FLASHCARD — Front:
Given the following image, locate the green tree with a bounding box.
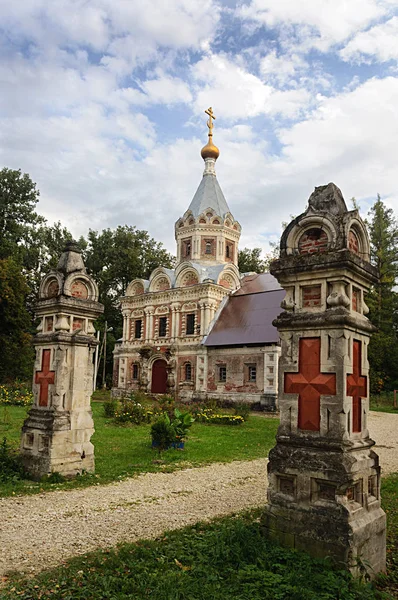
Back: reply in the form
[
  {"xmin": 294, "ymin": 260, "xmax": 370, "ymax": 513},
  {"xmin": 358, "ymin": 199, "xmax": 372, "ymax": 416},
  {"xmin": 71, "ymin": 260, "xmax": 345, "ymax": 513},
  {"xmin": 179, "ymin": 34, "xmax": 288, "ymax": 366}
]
[
  {"xmin": 238, "ymin": 247, "xmax": 271, "ymax": 273},
  {"xmin": 0, "ymin": 258, "xmax": 34, "ymax": 382},
  {"xmin": 84, "ymin": 226, "xmax": 175, "ymax": 386},
  {"xmin": 366, "ymin": 196, "xmax": 398, "ymax": 391},
  {"xmin": 0, "ymin": 167, "xmax": 45, "ymax": 262}
]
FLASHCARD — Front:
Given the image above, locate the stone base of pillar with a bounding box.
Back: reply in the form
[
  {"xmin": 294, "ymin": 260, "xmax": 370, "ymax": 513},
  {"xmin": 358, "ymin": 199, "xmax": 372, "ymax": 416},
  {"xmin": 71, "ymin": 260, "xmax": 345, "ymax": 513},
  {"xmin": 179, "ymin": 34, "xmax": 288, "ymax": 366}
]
[
  {"xmin": 262, "ymin": 442, "xmax": 386, "ymax": 576},
  {"xmin": 259, "ymin": 393, "xmax": 278, "ymax": 411},
  {"xmin": 20, "ymin": 408, "xmax": 95, "ymax": 479}
]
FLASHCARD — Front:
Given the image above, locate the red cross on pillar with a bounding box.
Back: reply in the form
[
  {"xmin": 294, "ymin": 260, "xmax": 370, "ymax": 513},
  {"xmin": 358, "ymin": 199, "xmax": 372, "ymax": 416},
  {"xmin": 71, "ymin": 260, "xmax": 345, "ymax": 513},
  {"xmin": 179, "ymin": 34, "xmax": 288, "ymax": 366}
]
[
  {"xmin": 284, "ymin": 337, "xmax": 337, "ymax": 431},
  {"xmin": 346, "ymin": 340, "xmax": 367, "ymax": 433},
  {"xmin": 35, "ymin": 349, "xmax": 55, "ymax": 407}
]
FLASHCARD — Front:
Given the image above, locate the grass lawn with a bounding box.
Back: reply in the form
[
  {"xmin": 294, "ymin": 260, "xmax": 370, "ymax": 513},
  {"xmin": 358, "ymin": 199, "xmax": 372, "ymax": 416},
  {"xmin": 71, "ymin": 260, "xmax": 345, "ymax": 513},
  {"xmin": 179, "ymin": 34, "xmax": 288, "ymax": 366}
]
[
  {"xmin": 370, "ymin": 392, "xmax": 398, "ymax": 414},
  {"xmin": 0, "ymin": 403, "xmax": 279, "ymax": 497},
  {"xmin": 2, "ymin": 475, "xmax": 397, "ymax": 599}
]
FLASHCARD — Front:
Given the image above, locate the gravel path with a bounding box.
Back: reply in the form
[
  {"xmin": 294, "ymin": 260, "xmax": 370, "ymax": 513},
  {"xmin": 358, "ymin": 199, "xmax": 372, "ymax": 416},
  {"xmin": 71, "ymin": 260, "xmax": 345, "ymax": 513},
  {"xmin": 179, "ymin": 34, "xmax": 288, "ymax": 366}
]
[{"xmin": 1, "ymin": 411, "xmax": 397, "ymax": 579}]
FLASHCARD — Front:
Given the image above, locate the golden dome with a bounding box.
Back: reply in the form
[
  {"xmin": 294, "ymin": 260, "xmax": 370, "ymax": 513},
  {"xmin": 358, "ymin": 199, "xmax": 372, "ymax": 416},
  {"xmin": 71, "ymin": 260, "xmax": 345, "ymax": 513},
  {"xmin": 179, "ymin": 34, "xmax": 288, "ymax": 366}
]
[
  {"xmin": 201, "ymin": 137, "xmax": 220, "ymax": 160},
  {"xmin": 201, "ymin": 106, "xmax": 220, "ymax": 160}
]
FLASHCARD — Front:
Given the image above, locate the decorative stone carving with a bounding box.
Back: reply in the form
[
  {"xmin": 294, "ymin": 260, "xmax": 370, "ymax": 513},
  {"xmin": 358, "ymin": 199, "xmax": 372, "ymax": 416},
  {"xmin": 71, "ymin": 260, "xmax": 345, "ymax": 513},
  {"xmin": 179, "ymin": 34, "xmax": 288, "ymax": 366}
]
[
  {"xmin": 264, "ymin": 183, "xmax": 386, "ymax": 576},
  {"xmin": 20, "ymin": 241, "xmax": 104, "ymax": 479}
]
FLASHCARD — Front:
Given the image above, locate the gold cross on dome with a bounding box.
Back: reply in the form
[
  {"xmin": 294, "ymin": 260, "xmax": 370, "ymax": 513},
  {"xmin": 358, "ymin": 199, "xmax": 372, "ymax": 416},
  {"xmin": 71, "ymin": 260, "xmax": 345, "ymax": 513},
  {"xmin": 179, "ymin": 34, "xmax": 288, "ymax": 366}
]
[{"xmin": 205, "ymin": 107, "xmax": 216, "ymax": 134}]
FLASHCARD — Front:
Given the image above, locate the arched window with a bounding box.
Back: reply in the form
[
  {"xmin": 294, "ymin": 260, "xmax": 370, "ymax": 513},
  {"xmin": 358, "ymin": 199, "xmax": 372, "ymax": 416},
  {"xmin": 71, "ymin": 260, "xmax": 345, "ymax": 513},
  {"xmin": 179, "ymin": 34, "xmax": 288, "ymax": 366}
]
[
  {"xmin": 205, "ymin": 241, "xmax": 212, "ymax": 254},
  {"xmin": 226, "ymin": 245, "xmax": 230, "ymax": 258},
  {"xmin": 185, "ymin": 363, "xmax": 192, "ymax": 381}
]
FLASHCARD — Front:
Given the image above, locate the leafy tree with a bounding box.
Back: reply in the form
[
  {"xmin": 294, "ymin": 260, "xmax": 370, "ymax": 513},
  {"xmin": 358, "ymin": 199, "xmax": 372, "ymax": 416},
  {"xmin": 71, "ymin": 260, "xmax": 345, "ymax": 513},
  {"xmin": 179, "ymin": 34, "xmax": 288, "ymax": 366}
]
[
  {"xmin": 238, "ymin": 247, "xmax": 271, "ymax": 273},
  {"xmin": 0, "ymin": 167, "xmax": 45, "ymax": 263},
  {"xmin": 0, "ymin": 258, "xmax": 34, "ymax": 382},
  {"xmin": 366, "ymin": 196, "xmax": 398, "ymax": 391}
]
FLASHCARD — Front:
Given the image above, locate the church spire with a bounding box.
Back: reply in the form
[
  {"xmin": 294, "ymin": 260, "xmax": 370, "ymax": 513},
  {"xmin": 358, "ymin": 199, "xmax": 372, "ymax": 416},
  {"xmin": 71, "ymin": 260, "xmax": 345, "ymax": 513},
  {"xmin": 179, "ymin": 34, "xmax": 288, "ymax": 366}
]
[
  {"xmin": 175, "ymin": 107, "xmax": 241, "ymax": 267},
  {"xmin": 201, "ymin": 107, "xmax": 220, "ymax": 161}
]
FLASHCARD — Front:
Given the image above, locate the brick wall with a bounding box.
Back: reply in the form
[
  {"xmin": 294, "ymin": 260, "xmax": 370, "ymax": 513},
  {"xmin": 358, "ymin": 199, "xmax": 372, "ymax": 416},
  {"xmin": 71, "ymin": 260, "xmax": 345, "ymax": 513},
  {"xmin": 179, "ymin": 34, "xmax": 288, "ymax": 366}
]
[
  {"xmin": 298, "ymin": 229, "xmax": 328, "ymax": 254},
  {"xmin": 302, "ymin": 285, "xmax": 322, "ymax": 308}
]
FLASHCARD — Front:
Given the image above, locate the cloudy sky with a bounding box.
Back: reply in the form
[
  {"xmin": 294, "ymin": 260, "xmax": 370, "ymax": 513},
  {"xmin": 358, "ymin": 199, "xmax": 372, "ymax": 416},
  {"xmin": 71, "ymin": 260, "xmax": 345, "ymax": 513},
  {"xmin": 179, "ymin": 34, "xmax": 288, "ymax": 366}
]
[{"xmin": 1, "ymin": 0, "xmax": 398, "ymax": 256}]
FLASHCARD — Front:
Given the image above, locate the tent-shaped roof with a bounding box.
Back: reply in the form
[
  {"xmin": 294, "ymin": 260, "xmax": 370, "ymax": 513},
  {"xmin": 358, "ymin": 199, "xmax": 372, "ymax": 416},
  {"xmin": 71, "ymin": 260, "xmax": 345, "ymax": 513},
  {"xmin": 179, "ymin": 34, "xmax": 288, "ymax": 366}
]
[{"xmin": 187, "ymin": 173, "xmax": 231, "ymax": 218}]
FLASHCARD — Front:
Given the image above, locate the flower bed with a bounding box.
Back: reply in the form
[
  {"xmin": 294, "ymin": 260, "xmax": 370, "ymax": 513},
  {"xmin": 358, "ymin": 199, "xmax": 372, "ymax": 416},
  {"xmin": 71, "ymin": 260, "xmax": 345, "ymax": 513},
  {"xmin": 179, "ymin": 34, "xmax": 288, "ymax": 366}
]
[
  {"xmin": 197, "ymin": 411, "xmax": 244, "ymax": 426},
  {"xmin": 0, "ymin": 382, "xmax": 33, "ymax": 406},
  {"xmin": 114, "ymin": 399, "xmax": 153, "ymax": 424}
]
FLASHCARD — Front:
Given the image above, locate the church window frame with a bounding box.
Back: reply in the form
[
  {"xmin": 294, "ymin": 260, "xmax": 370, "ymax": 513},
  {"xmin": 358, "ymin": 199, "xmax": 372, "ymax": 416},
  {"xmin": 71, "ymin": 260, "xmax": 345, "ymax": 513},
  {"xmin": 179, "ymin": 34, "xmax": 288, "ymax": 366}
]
[
  {"xmin": 158, "ymin": 316, "xmax": 167, "ymax": 337},
  {"xmin": 205, "ymin": 240, "xmax": 213, "ymax": 255},
  {"xmin": 186, "ymin": 313, "xmax": 195, "ymax": 335},
  {"xmin": 134, "ymin": 319, "xmax": 142, "ymax": 339},
  {"xmin": 185, "ymin": 362, "xmax": 192, "ymax": 381},
  {"xmin": 218, "ymin": 364, "xmax": 227, "ymax": 383},
  {"xmin": 247, "ymin": 364, "xmax": 257, "ymax": 382},
  {"xmin": 132, "ymin": 363, "xmax": 139, "ymax": 380}
]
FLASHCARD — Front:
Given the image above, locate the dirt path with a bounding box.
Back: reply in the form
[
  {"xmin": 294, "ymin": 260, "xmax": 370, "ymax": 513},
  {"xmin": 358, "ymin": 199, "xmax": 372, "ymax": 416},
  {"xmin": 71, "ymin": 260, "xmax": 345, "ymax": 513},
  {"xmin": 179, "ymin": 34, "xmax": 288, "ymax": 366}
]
[{"xmin": 0, "ymin": 411, "xmax": 397, "ymax": 579}]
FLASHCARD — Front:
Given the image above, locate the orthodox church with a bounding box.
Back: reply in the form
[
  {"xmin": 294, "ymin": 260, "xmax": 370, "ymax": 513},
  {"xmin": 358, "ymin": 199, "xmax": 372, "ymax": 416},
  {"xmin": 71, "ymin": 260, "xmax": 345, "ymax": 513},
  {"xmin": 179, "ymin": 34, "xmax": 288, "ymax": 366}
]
[{"xmin": 112, "ymin": 109, "xmax": 283, "ymax": 408}]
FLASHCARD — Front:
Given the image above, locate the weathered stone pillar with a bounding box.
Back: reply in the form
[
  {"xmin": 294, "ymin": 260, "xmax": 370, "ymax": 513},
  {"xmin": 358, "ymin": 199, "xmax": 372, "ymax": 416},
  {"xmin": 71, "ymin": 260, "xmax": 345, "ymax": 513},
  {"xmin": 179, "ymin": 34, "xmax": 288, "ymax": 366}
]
[
  {"xmin": 20, "ymin": 241, "xmax": 104, "ymax": 479},
  {"xmin": 263, "ymin": 184, "xmax": 386, "ymax": 575}
]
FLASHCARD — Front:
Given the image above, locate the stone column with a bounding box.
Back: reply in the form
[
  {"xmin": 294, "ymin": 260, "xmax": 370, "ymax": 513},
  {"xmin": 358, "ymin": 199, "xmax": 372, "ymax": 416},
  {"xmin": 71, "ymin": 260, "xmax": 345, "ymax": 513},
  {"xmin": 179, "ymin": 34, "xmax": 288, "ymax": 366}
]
[
  {"xmin": 20, "ymin": 241, "xmax": 104, "ymax": 479},
  {"xmin": 122, "ymin": 311, "xmax": 129, "ymax": 342},
  {"xmin": 204, "ymin": 303, "xmax": 211, "ymax": 333},
  {"xmin": 199, "ymin": 301, "xmax": 206, "ymax": 335},
  {"xmin": 263, "ymin": 183, "xmax": 386, "ymax": 576},
  {"xmin": 144, "ymin": 307, "xmax": 154, "ymax": 342}
]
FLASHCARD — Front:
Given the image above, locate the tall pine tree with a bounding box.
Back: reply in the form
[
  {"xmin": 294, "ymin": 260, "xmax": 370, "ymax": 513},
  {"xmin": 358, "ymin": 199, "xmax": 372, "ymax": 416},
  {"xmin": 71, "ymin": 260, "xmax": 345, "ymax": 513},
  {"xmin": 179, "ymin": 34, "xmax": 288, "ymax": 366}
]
[{"xmin": 367, "ymin": 196, "xmax": 398, "ymax": 391}]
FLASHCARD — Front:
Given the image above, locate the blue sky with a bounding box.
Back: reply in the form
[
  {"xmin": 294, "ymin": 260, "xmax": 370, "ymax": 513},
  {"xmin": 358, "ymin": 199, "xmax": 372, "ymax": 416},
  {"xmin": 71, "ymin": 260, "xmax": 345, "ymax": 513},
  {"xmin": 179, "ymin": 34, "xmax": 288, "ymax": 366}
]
[{"xmin": 1, "ymin": 0, "xmax": 398, "ymax": 257}]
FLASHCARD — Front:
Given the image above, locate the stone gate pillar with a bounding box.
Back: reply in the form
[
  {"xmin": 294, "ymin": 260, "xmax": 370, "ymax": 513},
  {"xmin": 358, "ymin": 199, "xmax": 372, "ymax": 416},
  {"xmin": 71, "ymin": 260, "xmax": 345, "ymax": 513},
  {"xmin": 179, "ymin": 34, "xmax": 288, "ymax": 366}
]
[
  {"xmin": 263, "ymin": 183, "xmax": 386, "ymax": 575},
  {"xmin": 20, "ymin": 241, "xmax": 104, "ymax": 478}
]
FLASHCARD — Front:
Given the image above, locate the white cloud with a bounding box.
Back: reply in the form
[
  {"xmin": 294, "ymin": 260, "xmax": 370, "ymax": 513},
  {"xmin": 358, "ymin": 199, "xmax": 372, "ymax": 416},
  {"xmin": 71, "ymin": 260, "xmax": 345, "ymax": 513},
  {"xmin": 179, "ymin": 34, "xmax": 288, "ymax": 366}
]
[
  {"xmin": 340, "ymin": 16, "xmax": 398, "ymax": 63},
  {"xmin": 141, "ymin": 76, "xmax": 192, "ymax": 105},
  {"xmin": 192, "ymin": 53, "xmax": 312, "ymax": 120},
  {"xmin": 0, "ymin": 0, "xmax": 221, "ymax": 55},
  {"xmin": 238, "ymin": 0, "xmax": 387, "ymax": 52},
  {"xmin": 260, "ymin": 51, "xmax": 307, "ymax": 83}
]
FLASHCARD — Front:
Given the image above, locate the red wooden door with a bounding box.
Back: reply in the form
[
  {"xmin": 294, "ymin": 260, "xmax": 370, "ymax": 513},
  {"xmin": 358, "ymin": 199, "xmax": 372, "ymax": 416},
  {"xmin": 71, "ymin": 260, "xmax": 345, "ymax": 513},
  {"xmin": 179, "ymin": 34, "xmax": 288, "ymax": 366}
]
[{"xmin": 151, "ymin": 360, "xmax": 168, "ymax": 393}]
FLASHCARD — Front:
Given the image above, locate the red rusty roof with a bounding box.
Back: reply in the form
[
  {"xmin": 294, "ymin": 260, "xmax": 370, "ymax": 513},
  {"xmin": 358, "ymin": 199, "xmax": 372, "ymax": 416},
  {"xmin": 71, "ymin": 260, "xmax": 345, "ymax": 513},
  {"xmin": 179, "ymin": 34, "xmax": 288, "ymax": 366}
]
[{"xmin": 204, "ymin": 273, "xmax": 284, "ymax": 346}]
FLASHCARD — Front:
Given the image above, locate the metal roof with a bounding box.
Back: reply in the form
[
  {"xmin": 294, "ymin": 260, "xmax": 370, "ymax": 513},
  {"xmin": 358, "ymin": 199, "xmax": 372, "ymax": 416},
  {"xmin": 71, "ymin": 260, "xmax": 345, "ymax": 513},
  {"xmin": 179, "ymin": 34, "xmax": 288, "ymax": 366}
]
[
  {"xmin": 204, "ymin": 273, "xmax": 284, "ymax": 346},
  {"xmin": 187, "ymin": 173, "xmax": 231, "ymax": 218}
]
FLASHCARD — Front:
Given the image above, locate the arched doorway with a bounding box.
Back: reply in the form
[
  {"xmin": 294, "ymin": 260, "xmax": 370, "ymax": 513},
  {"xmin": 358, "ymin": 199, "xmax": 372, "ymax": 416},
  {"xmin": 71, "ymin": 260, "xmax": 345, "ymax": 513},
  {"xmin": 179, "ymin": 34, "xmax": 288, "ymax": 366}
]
[{"xmin": 151, "ymin": 359, "xmax": 168, "ymax": 393}]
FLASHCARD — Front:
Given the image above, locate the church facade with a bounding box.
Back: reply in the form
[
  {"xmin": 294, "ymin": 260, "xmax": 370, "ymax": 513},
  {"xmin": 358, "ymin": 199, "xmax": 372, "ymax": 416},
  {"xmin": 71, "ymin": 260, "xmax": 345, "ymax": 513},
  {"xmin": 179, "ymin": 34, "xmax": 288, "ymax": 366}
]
[{"xmin": 112, "ymin": 109, "xmax": 281, "ymax": 407}]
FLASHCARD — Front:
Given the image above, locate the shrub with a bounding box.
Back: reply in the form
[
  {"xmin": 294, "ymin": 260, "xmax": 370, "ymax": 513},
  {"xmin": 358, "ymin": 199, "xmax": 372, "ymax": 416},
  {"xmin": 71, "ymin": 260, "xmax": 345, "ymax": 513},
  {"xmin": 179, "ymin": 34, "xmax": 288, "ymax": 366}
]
[
  {"xmin": 234, "ymin": 402, "xmax": 251, "ymax": 421},
  {"xmin": 0, "ymin": 437, "xmax": 27, "ymax": 482},
  {"xmin": 150, "ymin": 409, "xmax": 195, "ymax": 450},
  {"xmin": 156, "ymin": 395, "xmax": 176, "ymax": 419},
  {"xmin": 103, "ymin": 398, "xmax": 118, "ymax": 418},
  {"xmin": 114, "ymin": 399, "xmax": 153, "ymax": 425},
  {"xmin": 0, "ymin": 381, "xmax": 33, "ymax": 406},
  {"xmin": 150, "ymin": 415, "xmax": 176, "ymax": 451}
]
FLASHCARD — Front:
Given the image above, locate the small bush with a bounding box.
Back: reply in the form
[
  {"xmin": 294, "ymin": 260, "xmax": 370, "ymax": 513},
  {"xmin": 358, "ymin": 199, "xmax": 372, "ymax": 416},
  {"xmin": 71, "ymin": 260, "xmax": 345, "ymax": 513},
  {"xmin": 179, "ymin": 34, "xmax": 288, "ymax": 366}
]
[
  {"xmin": 43, "ymin": 472, "xmax": 66, "ymax": 484},
  {"xmin": 103, "ymin": 399, "xmax": 118, "ymax": 418},
  {"xmin": 0, "ymin": 381, "xmax": 33, "ymax": 406},
  {"xmin": 115, "ymin": 399, "xmax": 153, "ymax": 425},
  {"xmin": 150, "ymin": 415, "xmax": 176, "ymax": 451},
  {"xmin": 0, "ymin": 437, "xmax": 27, "ymax": 482},
  {"xmin": 234, "ymin": 402, "xmax": 251, "ymax": 421}
]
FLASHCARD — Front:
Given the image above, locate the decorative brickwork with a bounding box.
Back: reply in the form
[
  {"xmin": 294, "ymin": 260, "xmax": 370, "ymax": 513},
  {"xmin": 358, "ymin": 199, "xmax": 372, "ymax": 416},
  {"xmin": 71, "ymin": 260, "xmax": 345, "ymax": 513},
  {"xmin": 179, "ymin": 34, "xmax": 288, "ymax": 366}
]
[
  {"xmin": 298, "ymin": 228, "xmax": 328, "ymax": 254},
  {"xmin": 346, "ymin": 340, "xmax": 367, "ymax": 433},
  {"xmin": 348, "ymin": 230, "xmax": 359, "ymax": 254},
  {"xmin": 284, "ymin": 337, "xmax": 336, "ymax": 431},
  {"xmin": 352, "ymin": 288, "xmax": 359, "ymax": 312},
  {"xmin": 71, "ymin": 280, "xmax": 88, "ymax": 299},
  {"xmin": 35, "ymin": 350, "xmax": 55, "ymax": 407},
  {"xmin": 302, "ymin": 285, "xmax": 321, "ymax": 308}
]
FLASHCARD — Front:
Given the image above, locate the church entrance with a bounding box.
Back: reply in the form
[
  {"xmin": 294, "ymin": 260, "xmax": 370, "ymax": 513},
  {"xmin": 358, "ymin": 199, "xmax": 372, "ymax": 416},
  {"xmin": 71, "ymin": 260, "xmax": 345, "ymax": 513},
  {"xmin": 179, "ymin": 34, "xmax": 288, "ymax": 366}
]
[{"xmin": 151, "ymin": 359, "xmax": 168, "ymax": 393}]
